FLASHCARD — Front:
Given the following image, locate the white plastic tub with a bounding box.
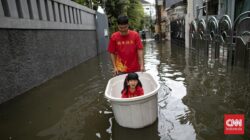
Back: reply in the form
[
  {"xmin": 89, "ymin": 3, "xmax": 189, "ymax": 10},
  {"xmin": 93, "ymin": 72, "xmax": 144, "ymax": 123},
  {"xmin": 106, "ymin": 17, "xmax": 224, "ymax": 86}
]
[{"xmin": 104, "ymin": 72, "xmax": 160, "ymax": 128}]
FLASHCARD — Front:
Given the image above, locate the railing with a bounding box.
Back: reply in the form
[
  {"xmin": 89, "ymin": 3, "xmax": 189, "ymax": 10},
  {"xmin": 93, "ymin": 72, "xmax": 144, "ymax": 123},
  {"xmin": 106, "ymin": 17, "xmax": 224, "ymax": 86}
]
[
  {"xmin": 0, "ymin": 0, "xmax": 96, "ymax": 30},
  {"xmin": 189, "ymin": 11, "xmax": 250, "ymax": 69},
  {"xmin": 171, "ymin": 17, "xmax": 185, "ymax": 47}
]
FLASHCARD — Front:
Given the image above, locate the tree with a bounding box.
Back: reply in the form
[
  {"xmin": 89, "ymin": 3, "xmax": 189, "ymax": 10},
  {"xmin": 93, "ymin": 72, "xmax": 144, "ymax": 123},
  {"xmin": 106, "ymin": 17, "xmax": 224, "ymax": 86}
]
[
  {"xmin": 127, "ymin": 0, "xmax": 144, "ymax": 31},
  {"xmin": 72, "ymin": 0, "xmax": 105, "ymax": 10},
  {"xmin": 73, "ymin": 0, "xmax": 145, "ymax": 34},
  {"xmin": 105, "ymin": 0, "xmax": 144, "ymax": 33}
]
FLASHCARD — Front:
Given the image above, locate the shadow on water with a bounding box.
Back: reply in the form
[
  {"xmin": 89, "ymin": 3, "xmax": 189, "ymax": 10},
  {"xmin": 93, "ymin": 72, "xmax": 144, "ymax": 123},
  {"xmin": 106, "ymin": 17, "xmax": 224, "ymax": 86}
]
[
  {"xmin": 0, "ymin": 40, "xmax": 249, "ymax": 140},
  {"xmin": 183, "ymin": 44, "xmax": 250, "ymax": 139},
  {"xmin": 112, "ymin": 117, "xmax": 160, "ymax": 140},
  {"xmin": 0, "ymin": 54, "xmax": 114, "ymax": 140}
]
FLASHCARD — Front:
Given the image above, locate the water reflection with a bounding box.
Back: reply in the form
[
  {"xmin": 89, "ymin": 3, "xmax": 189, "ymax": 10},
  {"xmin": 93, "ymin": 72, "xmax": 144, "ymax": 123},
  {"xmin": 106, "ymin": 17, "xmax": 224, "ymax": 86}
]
[
  {"xmin": 147, "ymin": 41, "xmax": 196, "ymax": 140},
  {"xmin": 0, "ymin": 40, "xmax": 249, "ymax": 140},
  {"xmin": 0, "ymin": 55, "xmax": 114, "ymax": 140},
  {"xmin": 183, "ymin": 45, "xmax": 250, "ymax": 139},
  {"xmin": 112, "ymin": 118, "xmax": 159, "ymax": 140}
]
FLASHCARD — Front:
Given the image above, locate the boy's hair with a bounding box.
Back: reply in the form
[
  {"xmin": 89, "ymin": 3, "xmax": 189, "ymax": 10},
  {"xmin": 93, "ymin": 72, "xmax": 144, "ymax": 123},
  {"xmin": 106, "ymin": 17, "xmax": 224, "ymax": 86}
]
[
  {"xmin": 121, "ymin": 73, "xmax": 142, "ymax": 95},
  {"xmin": 117, "ymin": 15, "xmax": 129, "ymax": 25}
]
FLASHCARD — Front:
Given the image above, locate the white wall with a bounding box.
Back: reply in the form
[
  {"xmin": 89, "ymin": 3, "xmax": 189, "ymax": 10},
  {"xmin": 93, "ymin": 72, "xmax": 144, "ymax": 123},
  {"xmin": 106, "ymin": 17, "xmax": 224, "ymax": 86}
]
[{"xmin": 0, "ymin": 0, "xmax": 96, "ymax": 30}]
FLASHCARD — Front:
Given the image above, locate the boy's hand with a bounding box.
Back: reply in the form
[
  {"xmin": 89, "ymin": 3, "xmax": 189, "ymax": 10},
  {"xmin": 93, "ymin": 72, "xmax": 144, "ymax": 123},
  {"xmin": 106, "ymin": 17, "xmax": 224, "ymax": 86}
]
[
  {"xmin": 140, "ymin": 65, "xmax": 145, "ymax": 72},
  {"xmin": 113, "ymin": 67, "xmax": 119, "ymax": 76}
]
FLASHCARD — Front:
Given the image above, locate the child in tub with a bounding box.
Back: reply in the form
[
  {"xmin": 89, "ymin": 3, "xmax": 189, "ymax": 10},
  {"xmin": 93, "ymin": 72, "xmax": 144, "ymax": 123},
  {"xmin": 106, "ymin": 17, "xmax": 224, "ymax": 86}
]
[{"xmin": 121, "ymin": 73, "xmax": 144, "ymax": 98}]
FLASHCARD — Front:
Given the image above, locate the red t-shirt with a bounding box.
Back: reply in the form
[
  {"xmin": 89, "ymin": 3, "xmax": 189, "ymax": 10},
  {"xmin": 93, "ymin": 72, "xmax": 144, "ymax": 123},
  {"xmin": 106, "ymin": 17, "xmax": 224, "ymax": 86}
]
[
  {"xmin": 121, "ymin": 86, "xmax": 144, "ymax": 98},
  {"xmin": 108, "ymin": 30, "xmax": 143, "ymax": 73}
]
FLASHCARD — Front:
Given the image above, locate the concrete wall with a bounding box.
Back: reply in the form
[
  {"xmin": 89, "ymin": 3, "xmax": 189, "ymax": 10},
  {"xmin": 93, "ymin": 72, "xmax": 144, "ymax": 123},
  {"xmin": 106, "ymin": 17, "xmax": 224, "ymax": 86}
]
[
  {"xmin": 96, "ymin": 12, "xmax": 109, "ymax": 54},
  {"xmin": 0, "ymin": 29, "xmax": 97, "ymax": 103},
  {"xmin": 0, "ymin": 0, "xmax": 108, "ymax": 104}
]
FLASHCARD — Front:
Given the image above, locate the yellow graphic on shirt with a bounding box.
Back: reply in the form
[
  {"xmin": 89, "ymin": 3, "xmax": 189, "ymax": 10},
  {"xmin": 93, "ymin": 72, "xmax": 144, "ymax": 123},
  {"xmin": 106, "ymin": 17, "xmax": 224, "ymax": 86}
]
[{"xmin": 115, "ymin": 56, "xmax": 127, "ymax": 72}]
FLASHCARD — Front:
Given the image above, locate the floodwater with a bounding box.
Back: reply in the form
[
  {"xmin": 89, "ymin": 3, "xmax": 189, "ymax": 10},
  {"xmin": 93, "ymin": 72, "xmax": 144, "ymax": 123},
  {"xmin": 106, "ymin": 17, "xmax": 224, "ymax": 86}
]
[{"xmin": 0, "ymin": 40, "xmax": 249, "ymax": 140}]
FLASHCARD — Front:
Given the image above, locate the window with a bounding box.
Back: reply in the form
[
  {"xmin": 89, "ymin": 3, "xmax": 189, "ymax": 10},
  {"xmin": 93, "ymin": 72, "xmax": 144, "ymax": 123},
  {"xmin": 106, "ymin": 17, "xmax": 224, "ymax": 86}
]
[{"xmin": 203, "ymin": 0, "xmax": 218, "ymax": 16}]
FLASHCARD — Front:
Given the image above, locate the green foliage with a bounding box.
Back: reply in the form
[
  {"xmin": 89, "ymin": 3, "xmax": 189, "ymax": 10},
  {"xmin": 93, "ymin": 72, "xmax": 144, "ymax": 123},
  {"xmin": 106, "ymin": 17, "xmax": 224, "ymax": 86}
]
[
  {"xmin": 72, "ymin": 0, "xmax": 105, "ymax": 10},
  {"xmin": 144, "ymin": 15, "xmax": 155, "ymax": 33},
  {"xmin": 72, "ymin": 0, "xmax": 85, "ymax": 5},
  {"xmin": 72, "ymin": 0, "xmax": 145, "ymax": 34},
  {"xmin": 105, "ymin": 0, "xmax": 144, "ymax": 33},
  {"xmin": 127, "ymin": 0, "xmax": 144, "ymax": 31}
]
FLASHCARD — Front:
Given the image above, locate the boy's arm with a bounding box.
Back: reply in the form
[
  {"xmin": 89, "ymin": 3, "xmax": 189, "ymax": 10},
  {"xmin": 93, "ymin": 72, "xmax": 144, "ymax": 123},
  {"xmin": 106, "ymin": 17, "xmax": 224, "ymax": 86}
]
[
  {"xmin": 110, "ymin": 53, "xmax": 118, "ymax": 75},
  {"xmin": 137, "ymin": 49, "xmax": 144, "ymax": 72}
]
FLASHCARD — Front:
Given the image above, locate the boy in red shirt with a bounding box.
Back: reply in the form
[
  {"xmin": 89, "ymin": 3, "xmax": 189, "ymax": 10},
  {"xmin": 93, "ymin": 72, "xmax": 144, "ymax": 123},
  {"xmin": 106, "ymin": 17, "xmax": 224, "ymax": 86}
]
[
  {"xmin": 121, "ymin": 73, "xmax": 144, "ymax": 98},
  {"xmin": 108, "ymin": 15, "xmax": 144, "ymax": 75}
]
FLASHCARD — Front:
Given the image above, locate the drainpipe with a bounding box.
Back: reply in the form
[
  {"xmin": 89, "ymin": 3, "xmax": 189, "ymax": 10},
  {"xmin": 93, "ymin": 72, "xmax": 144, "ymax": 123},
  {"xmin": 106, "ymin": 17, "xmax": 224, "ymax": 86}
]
[{"xmin": 89, "ymin": 0, "xmax": 93, "ymax": 9}]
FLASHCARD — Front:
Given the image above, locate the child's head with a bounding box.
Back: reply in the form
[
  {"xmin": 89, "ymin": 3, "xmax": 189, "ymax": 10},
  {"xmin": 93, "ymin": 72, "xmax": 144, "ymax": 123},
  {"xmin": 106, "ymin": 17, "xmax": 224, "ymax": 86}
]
[
  {"xmin": 126, "ymin": 73, "xmax": 139, "ymax": 88},
  {"xmin": 127, "ymin": 72, "xmax": 139, "ymax": 81},
  {"xmin": 123, "ymin": 73, "xmax": 142, "ymax": 90}
]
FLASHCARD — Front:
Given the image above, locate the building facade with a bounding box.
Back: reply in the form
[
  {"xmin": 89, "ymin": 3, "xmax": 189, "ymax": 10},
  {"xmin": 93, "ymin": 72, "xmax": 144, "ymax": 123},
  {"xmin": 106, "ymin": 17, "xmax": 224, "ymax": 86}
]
[{"xmin": 162, "ymin": 0, "xmax": 250, "ymax": 48}]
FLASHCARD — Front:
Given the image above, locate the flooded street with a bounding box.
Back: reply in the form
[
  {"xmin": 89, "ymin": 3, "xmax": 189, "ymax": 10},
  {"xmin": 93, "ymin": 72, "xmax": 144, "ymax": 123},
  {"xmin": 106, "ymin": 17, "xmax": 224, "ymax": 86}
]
[{"xmin": 0, "ymin": 40, "xmax": 249, "ymax": 140}]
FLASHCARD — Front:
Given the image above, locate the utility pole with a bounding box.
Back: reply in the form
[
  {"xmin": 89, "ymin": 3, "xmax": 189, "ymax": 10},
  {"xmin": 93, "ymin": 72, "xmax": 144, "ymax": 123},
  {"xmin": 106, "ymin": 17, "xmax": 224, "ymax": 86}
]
[
  {"xmin": 155, "ymin": 0, "xmax": 162, "ymax": 40},
  {"xmin": 149, "ymin": 4, "xmax": 152, "ymax": 37}
]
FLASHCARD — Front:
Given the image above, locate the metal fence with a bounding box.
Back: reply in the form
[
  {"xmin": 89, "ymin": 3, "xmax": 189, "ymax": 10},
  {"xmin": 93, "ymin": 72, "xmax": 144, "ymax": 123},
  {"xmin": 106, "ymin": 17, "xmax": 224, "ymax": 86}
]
[
  {"xmin": 171, "ymin": 18, "xmax": 185, "ymax": 47},
  {"xmin": 189, "ymin": 11, "xmax": 250, "ymax": 69}
]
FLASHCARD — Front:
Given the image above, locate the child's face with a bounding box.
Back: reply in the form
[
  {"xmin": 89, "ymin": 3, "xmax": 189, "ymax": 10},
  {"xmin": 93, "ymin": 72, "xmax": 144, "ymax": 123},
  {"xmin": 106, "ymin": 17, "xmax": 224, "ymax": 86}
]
[{"xmin": 127, "ymin": 80, "xmax": 138, "ymax": 89}]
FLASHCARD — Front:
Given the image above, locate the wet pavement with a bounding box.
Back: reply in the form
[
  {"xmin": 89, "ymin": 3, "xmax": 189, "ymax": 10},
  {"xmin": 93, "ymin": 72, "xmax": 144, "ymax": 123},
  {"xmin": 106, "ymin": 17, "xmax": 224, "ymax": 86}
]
[{"xmin": 0, "ymin": 40, "xmax": 249, "ymax": 140}]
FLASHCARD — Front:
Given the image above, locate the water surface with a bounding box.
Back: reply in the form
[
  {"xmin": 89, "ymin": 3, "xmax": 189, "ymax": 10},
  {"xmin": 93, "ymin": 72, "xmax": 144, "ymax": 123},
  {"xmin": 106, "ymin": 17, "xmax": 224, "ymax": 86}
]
[{"xmin": 0, "ymin": 40, "xmax": 249, "ymax": 140}]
